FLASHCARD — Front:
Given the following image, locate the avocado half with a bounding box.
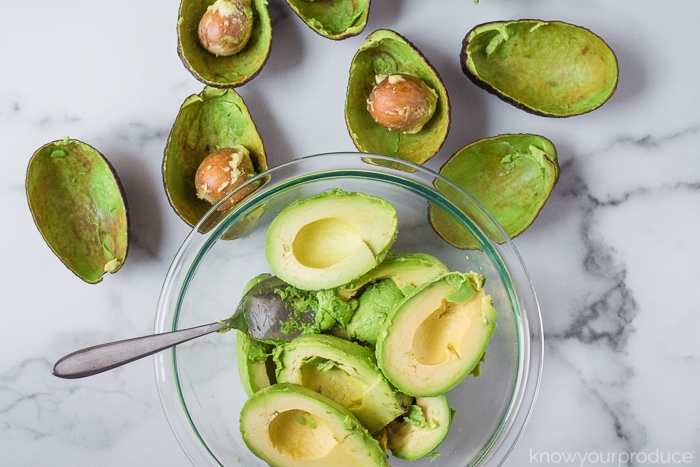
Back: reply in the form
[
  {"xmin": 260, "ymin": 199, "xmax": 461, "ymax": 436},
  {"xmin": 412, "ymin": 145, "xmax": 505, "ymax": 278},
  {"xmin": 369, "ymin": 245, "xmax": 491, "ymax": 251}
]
[
  {"xmin": 177, "ymin": 0, "xmax": 272, "ymax": 87},
  {"xmin": 462, "ymin": 20, "xmax": 618, "ymax": 117},
  {"xmin": 264, "ymin": 190, "xmax": 398, "ymax": 291},
  {"xmin": 240, "ymin": 383, "xmax": 390, "ymax": 467},
  {"xmin": 285, "ymin": 0, "xmax": 369, "ymax": 40},
  {"xmin": 276, "ymin": 333, "xmax": 411, "ymax": 432},
  {"xmin": 376, "ymin": 272, "xmax": 497, "ymax": 397},
  {"xmin": 337, "ymin": 251, "xmax": 450, "ymax": 300},
  {"xmin": 429, "ymin": 134, "xmax": 559, "ymax": 249},
  {"xmin": 345, "ymin": 29, "xmax": 450, "ymax": 164},
  {"xmin": 385, "ymin": 394, "xmax": 453, "ymax": 461},
  {"xmin": 163, "ymin": 86, "xmax": 267, "ymax": 227},
  {"xmin": 25, "ymin": 138, "xmax": 129, "ymax": 284}
]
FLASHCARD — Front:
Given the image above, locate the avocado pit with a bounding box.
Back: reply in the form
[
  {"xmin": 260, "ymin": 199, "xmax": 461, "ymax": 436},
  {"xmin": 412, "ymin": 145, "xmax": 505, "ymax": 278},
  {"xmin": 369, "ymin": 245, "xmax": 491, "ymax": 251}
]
[
  {"xmin": 198, "ymin": 0, "xmax": 254, "ymax": 56},
  {"xmin": 194, "ymin": 145, "xmax": 256, "ymax": 210},
  {"xmin": 367, "ymin": 74, "xmax": 438, "ymax": 134}
]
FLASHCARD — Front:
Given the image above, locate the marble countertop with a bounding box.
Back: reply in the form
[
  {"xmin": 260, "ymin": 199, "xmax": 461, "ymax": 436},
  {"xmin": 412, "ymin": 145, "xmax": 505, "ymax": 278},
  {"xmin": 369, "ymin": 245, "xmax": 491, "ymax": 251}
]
[{"xmin": 3, "ymin": 0, "xmax": 699, "ymax": 465}]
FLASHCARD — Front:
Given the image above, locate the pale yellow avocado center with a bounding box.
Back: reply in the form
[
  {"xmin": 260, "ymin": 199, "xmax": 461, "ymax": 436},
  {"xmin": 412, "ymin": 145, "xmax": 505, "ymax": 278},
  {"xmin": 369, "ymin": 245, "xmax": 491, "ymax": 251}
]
[
  {"xmin": 268, "ymin": 409, "xmax": 335, "ymax": 459},
  {"xmin": 292, "ymin": 218, "xmax": 363, "ymax": 269},
  {"xmin": 413, "ymin": 298, "xmax": 471, "ymax": 365}
]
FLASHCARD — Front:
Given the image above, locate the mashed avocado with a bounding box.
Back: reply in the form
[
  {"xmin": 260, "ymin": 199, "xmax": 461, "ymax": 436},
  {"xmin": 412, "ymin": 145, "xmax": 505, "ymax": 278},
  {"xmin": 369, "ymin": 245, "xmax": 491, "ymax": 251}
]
[{"xmin": 274, "ymin": 285, "xmax": 359, "ymax": 336}]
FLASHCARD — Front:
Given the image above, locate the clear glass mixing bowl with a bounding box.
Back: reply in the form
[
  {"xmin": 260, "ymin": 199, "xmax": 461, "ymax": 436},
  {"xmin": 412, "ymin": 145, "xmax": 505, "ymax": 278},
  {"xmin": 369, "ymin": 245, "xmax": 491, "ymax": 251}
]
[{"xmin": 154, "ymin": 152, "xmax": 543, "ymax": 466}]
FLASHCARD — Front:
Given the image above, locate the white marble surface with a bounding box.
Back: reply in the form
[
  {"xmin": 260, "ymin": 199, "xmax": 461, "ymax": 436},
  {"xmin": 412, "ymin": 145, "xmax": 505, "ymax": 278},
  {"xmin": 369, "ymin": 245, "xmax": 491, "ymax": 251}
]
[{"xmin": 2, "ymin": 0, "xmax": 699, "ymax": 466}]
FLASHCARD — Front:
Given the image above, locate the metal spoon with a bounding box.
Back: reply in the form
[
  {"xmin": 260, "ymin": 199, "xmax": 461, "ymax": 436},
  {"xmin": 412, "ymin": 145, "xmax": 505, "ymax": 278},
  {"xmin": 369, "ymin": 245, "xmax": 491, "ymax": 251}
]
[{"xmin": 52, "ymin": 276, "xmax": 309, "ymax": 379}]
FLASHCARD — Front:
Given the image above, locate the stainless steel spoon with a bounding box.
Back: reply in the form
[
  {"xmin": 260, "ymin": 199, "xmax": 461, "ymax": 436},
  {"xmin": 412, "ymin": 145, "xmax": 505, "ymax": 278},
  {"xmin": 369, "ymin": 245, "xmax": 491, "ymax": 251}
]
[{"xmin": 53, "ymin": 276, "xmax": 308, "ymax": 379}]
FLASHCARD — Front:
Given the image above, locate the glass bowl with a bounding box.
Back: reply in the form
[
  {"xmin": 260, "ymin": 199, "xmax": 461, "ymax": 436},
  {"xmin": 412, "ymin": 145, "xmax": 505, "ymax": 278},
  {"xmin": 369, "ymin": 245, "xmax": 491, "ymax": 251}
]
[{"xmin": 154, "ymin": 152, "xmax": 543, "ymax": 467}]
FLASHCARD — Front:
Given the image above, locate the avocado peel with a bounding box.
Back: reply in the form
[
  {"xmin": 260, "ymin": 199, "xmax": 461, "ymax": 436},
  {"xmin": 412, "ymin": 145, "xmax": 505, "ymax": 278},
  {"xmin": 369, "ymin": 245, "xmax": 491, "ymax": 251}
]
[
  {"xmin": 25, "ymin": 137, "xmax": 129, "ymax": 284},
  {"xmin": 285, "ymin": 0, "xmax": 369, "ymax": 40},
  {"xmin": 163, "ymin": 86, "xmax": 267, "ymax": 227},
  {"xmin": 429, "ymin": 133, "xmax": 559, "ymax": 248},
  {"xmin": 461, "ymin": 20, "xmax": 619, "ymax": 117},
  {"xmin": 345, "ymin": 29, "xmax": 450, "ymax": 164},
  {"xmin": 177, "ymin": 0, "xmax": 272, "ymax": 87}
]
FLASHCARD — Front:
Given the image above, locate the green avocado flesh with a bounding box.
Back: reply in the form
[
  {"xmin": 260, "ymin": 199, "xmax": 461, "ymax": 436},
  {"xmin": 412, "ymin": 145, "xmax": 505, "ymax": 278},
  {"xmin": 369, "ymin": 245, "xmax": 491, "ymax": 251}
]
[
  {"xmin": 177, "ymin": 0, "xmax": 272, "ymax": 87},
  {"xmin": 346, "ymin": 279, "xmax": 404, "ymax": 346},
  {"xmin": 276, "ymin": 333, "xmax": 411, "ymax": 432},
  {"xmin": 376, "ymin": 272, "xmax": 497, "ymax": 397},
  {"xmin": 430, "ymin": 134, "xmax": 559, "ymax": 248},
  {"xmin": 26, "ymin": 138, "xmax": 128, "ymax": 284},
  {"xmin": 240, "ymin": 383, "xmax": 389, "ymax": 467},
  {"xmin": 236, "ymin": 330, "xmax": 275, "ymax": 396},
  {"xmin": 345, "ymin": 29, "xmax": 450, "ymax": 164},
  {"xmin": 462, "ymin": 20, "xmax": 618, "ymax": 117},
  {"xmin": 265, "ymin": 189, "xmax": 398, "ymax": 291},
  {"xmin": 337, "ymin": 251, "xmax": 450, "ymax": 300},
  {"xmin": 163, "ymin": 86, "xmax": 267, "ymax": 226},
  {"xmin": 286, "ymin": 0, "xmax": 369, "ymax": 40},
  {"xmin": 386, "ymin": 394, "xmax": 452, "ymax": 460}
]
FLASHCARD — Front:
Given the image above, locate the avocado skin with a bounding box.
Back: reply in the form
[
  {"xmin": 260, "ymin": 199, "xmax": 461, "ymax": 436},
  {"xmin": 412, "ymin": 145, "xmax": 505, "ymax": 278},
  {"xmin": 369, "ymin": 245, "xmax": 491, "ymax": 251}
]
[
  {"xmin": 177, "ymin": 0, "xmax": 272, "ymax": 87},
  {"xmin": 461, "ymin": 19, "xmax": 619, "ymax": 117},
  {"xmin": 285, "ymin": 0, "xmax": 370, "ymax": 40},
  {"xmin": 163, "ymin": 86, "xmax": 267, "ymax": 227},
  {"xmin": 25, "ymin": 138, "xmax": 129, "ymax": 284},
  {"xmin": 345, "ymin": 29, "xmax": 450, "ymax": 165},
  {"xmin": 430, "ymin": 133, "xmax": 559, "ymax": 248}
]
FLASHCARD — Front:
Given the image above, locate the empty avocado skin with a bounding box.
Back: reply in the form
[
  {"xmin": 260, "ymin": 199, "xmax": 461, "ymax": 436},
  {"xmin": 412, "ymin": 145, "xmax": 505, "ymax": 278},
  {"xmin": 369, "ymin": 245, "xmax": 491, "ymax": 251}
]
[
  {"xmin": 430, "ymin": 134, "xmax": 558, "ymax": 249},
  {"xmin": 285, "ymin": 0, "xmax": 369, "ymax": 40},
  {"xmin": 163, "ymin": 86, "xmax": 267, "ymax": 227},
  {"xmin": 345, "ymin": 29, "xmax": 450, "ymax": 165},
  {"xmin": 461, "ymin": 20, "xmax": 618, "ymax": 117},
  {"xmin": 177, "ymin": 0, "xmax": 272, "ymax": 87},
  {"xmin": 25, "ymin": 137, "xmax": 129, "ymax": 284}
]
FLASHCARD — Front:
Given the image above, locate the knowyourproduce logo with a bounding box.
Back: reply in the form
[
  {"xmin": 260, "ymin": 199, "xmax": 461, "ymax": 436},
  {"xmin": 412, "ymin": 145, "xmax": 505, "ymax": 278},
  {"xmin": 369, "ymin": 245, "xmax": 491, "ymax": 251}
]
[{"xmin": 529, "ymin": 449, "xmax": 695, "ymax": 466}]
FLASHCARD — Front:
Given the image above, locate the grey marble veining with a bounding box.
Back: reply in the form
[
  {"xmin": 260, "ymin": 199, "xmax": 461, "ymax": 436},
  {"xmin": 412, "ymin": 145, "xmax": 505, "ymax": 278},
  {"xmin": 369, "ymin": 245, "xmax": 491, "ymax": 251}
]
[{"xmin": 3, "ymin": 0, "xmax": 700, "ymax": 466}]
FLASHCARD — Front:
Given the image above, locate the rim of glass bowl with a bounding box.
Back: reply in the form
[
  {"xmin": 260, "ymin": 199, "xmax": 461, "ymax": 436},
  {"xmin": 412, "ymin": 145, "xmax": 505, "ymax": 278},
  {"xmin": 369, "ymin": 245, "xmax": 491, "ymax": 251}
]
[{"xmin": 154, "ymin": 152, "xmax": 543, "ymax": 467}]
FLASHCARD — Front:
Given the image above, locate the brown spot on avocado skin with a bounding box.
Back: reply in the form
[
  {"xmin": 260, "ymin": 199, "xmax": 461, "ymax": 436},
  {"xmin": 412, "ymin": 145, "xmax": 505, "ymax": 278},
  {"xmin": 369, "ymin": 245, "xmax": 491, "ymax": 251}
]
[{"xmin": 581, "ymin": 46, "xmax": 589, "ymax": 55}]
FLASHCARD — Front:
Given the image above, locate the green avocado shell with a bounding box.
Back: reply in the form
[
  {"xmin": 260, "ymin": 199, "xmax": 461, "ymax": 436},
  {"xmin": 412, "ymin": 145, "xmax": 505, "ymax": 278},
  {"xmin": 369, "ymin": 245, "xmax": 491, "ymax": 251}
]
[
  {"xmin": 285, "ymin": 0, "xmax": 369, "ymax": 40},
  {"xmin": 177, "ymin": 0, "xmax": 272, "ymax": 87},
  {"xmin": 163, "ymin": 86, "xmax": 267, "ymax": 227},
  {"xmin": 429, "ymin": 134, "xmax": 559, "ymax": 249},
  {"xmin": 25, "ymin": 138, "xmax": 129, "ymax": 284},
  {"xmin": 345, "ymin": 29, "xmax": 450, "ymax": 165},
  {"xmin": 461, "ymin": 20, "xmax": 618, "ymax": 117}
]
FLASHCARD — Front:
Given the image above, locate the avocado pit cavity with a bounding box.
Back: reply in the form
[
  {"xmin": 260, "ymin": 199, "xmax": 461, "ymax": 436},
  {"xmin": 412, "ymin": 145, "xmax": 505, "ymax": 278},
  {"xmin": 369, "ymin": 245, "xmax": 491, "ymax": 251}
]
[
  {"xmin": 292, "ymin": 218, "xmax": 361, "ymax": 269},
  {"xmin": 413, "ymin": 299, "xmax": 469, "ymax": 366},
  {"xmin": 198, "ymin": 0, "xmax": 254, "ymax": 56},
  {"xmin": 367, "ymin": 74, "xmax": 438, "ymax": 134},
  {"xmin": 267, "ymin": 409, "xmax": 335, "ymax": 459}
]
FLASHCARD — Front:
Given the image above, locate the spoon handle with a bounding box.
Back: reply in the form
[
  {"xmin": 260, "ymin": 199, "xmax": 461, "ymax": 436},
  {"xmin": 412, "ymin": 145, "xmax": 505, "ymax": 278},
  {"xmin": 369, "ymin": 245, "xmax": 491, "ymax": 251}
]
[{"xmin": 52, "ymin": 321, "xmax": 226, "ymax": 379}]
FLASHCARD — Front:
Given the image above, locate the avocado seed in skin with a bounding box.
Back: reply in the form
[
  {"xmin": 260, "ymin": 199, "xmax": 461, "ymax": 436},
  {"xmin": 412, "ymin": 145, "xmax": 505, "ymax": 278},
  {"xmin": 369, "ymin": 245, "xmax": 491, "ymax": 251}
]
[
  {"xmin": 198, "ymin": 0, "xmax": 254, "ymax": 57},
  {"xmin": 367, "ymin": 74, "xmax": 438, "ymax": 134},
  {"xmin": 195, "ymin": 146, "xmax": 256, "ymax": 210}
]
